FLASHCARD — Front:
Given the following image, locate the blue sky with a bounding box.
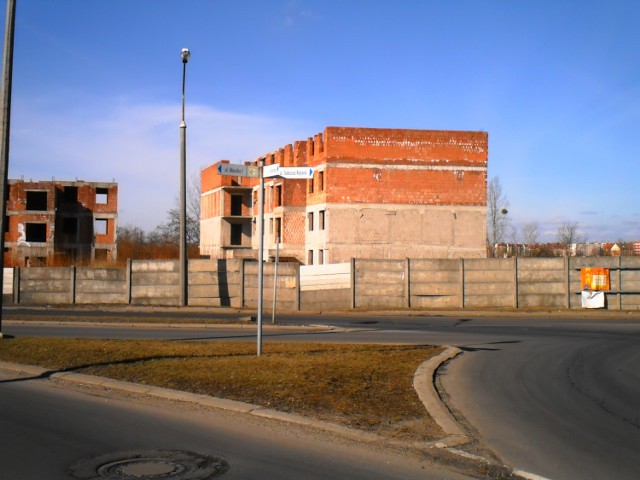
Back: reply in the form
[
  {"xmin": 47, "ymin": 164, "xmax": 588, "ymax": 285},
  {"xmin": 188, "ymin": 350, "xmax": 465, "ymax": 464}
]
[{"xmin": 2, "ymin": 0, "xmax": 639, "ymax": 242}]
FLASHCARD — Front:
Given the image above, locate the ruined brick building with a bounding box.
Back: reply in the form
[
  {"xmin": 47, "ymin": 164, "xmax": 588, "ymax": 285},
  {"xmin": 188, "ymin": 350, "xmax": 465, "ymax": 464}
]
[
  {"xmin": 200, "ymin": 126, "xmax": 488, "ymax": 264},
  {"xmin": 4, "ymin": 179, "xmax": 118, "ymax": 266}
]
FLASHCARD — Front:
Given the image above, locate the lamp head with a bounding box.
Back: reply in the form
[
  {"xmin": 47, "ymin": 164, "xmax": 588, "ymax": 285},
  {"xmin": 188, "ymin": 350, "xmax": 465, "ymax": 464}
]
[{"xmin": 181, "ymin": 48, "xmax": 191, "ymax": 63}]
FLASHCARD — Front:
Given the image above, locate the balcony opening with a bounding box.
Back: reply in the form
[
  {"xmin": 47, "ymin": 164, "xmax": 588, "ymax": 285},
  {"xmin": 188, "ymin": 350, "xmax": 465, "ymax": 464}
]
[
  {"xmin": 230, "ymin": 224, "xmax": 243, "ymax": 246},
  {"xmin": 231, "ymin": 194, "xmax": 243, "ymax": 216},
  {"xmin": 275, "ymin": 217, "xmax": 282, "ymax": 242}
]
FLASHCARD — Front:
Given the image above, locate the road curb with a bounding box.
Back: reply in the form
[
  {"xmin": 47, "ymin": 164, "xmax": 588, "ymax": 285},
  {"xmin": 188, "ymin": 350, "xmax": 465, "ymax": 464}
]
[
  {"xmin": 0, "ymin": 353, "xmax": 529, "ymax": 479},
  {"xmin": 413, "ymin": 346, "xmax": 467, "ymax": 445}
]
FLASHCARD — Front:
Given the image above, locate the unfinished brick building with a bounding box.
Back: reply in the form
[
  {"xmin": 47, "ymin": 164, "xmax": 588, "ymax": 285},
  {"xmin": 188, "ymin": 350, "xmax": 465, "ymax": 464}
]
[
  {"xmin": 200, "ymin": 126, "xmax": 488, "ymax": 264},
  {"xmin": 4, "ymin": 179, "xmax": 118, "ymax": 266}
]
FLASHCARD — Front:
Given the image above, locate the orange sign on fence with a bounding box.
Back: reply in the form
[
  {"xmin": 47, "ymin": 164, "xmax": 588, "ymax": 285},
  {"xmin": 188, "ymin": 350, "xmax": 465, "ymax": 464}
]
[{"xmin": 580, "ymin": 268, "xmax": 610, "ymax": 291}]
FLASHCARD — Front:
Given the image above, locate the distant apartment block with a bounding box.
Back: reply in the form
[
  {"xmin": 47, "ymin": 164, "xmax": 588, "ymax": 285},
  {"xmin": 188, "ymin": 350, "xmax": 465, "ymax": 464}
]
[
  {"xmin": 4, "ymin": 179, "xmax": 118, "ymax": 266},
  {"xmin": 200, "ymin": 126, "xmax": 488, "ymax": 264}
]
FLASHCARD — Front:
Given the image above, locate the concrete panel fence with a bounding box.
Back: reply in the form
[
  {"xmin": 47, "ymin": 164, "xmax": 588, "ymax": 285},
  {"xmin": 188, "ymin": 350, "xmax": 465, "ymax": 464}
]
[{"xmin": 4, "ymin": 256, "xmax": 640, "ymax": 311}]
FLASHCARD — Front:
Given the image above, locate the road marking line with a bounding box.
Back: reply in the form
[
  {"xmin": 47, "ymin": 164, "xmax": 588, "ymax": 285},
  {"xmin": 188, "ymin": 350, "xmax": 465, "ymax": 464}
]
[{"xmin": 513, "ymin": 469, "xmax": 553, "ymax": 480}]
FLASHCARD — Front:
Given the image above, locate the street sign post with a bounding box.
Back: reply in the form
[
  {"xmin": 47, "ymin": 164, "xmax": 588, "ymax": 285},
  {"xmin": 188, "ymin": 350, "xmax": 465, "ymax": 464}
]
[
  {"xmin": 247, "ymin": 161, "xmax": 313, "ymax": 356},
  {"xmin": 263, "ymin": 163, "xmax": 280, "ymax": 177},
  {"xmin": 278, "ymin": 167, "xmax": 313, "ymax": 179},
  {"xmin": 217, "ymin": 163, "xmax": 259, "ymax": 178}
]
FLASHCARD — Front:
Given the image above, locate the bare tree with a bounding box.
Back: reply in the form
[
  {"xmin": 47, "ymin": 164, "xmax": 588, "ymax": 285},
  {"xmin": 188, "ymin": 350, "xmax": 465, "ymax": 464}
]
[
  {"xmin": 522, "ymin": 221, "xmax": 539, "ymax": 244},
  {"xmin": 486, "ymin": 176, "xmax": 511, "ymax": 256},
  {"xmin": 556, "ymin": 221, "xmax": 586, "ymax": 256},
  {"xmin": 116, "ymin": 225, "xmax": 148, "ymax": 262},
  {"xmin": 153, "ymin": 171, "xmax": 201, "ymax": 246}
]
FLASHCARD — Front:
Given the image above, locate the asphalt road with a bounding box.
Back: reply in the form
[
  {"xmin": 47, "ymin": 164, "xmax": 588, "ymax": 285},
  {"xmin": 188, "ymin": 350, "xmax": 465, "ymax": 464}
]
[
  {"xmin": 0, "ymin": 369, "xmax": 470, "ymax": 480},
  {"xmin": 440, "ymin": 327, "xmax": 640, "ymax": 480},
  {"xmin": 3, "ymin": 308, "xmax": 640, "ymax": 479}
]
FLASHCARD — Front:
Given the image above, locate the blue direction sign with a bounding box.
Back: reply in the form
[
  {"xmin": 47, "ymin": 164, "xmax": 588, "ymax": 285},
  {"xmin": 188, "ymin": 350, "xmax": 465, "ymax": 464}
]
[
  {"xmin": 217, "ymin": 163, "xmax": 259, "ymax": 178},
  {"xmin": 278, "ymin": 167, "xmax": 314, "ymax": 179}
]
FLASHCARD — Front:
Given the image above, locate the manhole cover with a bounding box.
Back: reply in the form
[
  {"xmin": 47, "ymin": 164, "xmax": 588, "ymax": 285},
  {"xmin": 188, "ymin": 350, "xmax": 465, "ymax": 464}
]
[{"xmin": 69, "ymin": 450, "xmax": 228, "ymax": 480}]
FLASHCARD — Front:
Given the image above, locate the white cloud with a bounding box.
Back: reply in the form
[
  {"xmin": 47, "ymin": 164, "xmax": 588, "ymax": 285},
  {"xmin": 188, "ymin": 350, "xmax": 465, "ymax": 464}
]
[{"xmin": 9, "ymin": 93, "xmax": 312, "ymax": 231}]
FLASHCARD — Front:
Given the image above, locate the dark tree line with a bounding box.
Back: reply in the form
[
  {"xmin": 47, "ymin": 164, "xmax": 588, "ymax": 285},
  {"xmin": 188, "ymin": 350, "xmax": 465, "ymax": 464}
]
[{"xmin": 117, "ymin": 173, "xmax": 201, "ymax": 262}]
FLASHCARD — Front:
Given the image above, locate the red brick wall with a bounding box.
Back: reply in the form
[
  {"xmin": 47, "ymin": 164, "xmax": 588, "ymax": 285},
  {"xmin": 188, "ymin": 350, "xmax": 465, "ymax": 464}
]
[
  {"xmin": 325, "ymin": 168, "xmax": 486, "ymax": 206},
  {"xmin": 283, "ymin": 210, "xmax": 305, "ymax": 245},
  {"xmin": 324, "ymin": 127, "xmax": 487, "ymax": 166}
]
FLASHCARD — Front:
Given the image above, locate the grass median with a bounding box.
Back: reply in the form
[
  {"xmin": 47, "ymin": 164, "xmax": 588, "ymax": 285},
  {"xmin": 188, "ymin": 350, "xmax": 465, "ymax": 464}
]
[{"xmin": 0, "ymin": 338, "xmax": 445, "ymax": 441}]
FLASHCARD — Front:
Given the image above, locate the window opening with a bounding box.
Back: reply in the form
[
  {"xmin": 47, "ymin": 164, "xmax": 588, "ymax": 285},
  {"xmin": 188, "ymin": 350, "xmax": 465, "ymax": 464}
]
[
  {"xmin": 26, "ymin": 191, "xmax": 47, "ymax": 211},
  {"xmin": 319, "ymin": 210, "xmax": 325, "ymax": 230},
  {"xmin": 308, "ymin": 212, "xmax": 314, "ymax": 231},
  {"xmin": 26, "ymin": 256, "xmax": 46, "ymax": 267},
  {"xmin": 308, "ymin": 250, "xmax": 314, "ymax": 265},
  {"xmin": 96, "ymin": 187, "xmax": 109, "ymax": 204},
  {"xmin": 63, "ymin": 186, "xmax": 78, "ymax": 203},
  {"xmin": 275, "ymin": 185, "xmax": 282, "ymax": 207},
  {"xmin": 95, "ymin": 218, "xmax": 108, "ymax": 235},
  {"xmin": 26, "ymin": 223, "xmax": 47, "ymax": 242},
  {"xmin": 62, "ymin": 217, "xmax": 78, "ymax": 234}
]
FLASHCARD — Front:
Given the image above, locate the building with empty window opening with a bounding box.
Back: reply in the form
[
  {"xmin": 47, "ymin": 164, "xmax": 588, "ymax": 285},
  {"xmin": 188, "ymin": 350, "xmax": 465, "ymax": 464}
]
[
  {"xmin": 200, "ymin": 126, "xmax": 488, "ymax": 264},
  {"xmin": 4, "ymin": 179, "xmax": 118, "ymax": 266}
]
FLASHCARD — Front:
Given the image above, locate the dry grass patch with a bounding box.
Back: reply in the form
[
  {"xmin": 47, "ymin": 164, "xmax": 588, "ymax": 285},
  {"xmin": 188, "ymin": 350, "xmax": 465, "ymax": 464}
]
[{"xmin": 0, "ymin": 338, "xmax": 445, "ymax": 440}]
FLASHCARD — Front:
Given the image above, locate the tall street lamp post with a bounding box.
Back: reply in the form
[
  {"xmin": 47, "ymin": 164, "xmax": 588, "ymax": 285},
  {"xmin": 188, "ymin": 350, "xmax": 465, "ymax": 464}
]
[
  {"xmin": 0, "ymin": 0, "xmax": 17, "ymax": 338},
  {"xmin": 179, "ymin": 48, "xmax": 190, "ymax": 307}
]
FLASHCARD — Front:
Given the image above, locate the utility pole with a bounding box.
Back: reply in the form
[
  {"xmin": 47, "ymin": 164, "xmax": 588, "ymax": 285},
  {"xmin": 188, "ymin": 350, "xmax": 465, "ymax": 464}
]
[
  {"xmin": 0, "ymin": 0, "xmax": 17, "ymax": 338},
  {"xmin": 179, "ymin": 48, "xmax": 190, "ymax": 307},
  {"xmin": 257, "ymin": 158, "xmax": 265, "ymax": 355}
]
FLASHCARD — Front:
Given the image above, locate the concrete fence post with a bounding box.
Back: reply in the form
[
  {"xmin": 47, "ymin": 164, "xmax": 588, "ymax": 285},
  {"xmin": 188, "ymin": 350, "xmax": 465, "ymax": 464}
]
[
  {"xmin": 405, "ymin": 258, "xmax": 411, "ymax": 308},
  {"xmin": 617, "ymin": 256, "xmax": 623, "ymax": 310},
  {"xmin": 350, "ymin": 258, "xmax": 356, "ymax": 309},
  {"xmin": 70, "ymin": 266, "xmax": 76, "ymax": 304},
  {"xmin": 295, "ymin": 262, "xmax": 301, "ymax": 311},
  {"xmin": 565, "ymin": 256, "xmax": 570, "ymax": 308},
  {"xmin": 513, "ymin": 257, "xmax": 519, "ymax": 308},
  {"xmin": 459, "ymin": 258, "xmax": 465, "ymax": 309},
  {"xmin": 13, "ymin": 266, "xmax": 19, "ymax": 304},
  {"xmin": 126, "ymin": 259, "xmax": 132, "ymax": 305},
  {"xmin": 240, "ymin": 259, "xmax": 246, "ymax": 309}
]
